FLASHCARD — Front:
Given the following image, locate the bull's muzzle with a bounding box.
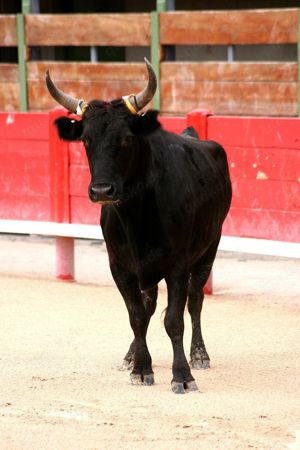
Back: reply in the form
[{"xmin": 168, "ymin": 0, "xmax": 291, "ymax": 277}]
[{"xmin": 88, "ymin": 183, "xmax": 117, "ymax": 204}]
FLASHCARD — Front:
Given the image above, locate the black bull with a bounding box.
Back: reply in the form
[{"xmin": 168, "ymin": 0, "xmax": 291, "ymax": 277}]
[{"xmin": 54, "ymin": 103, "xmax": 232, "ymax": 393}]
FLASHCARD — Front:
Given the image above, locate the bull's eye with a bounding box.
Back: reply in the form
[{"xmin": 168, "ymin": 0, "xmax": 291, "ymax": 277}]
[{"xmin": 120, "ymin": 134, "xmax": 133, "ymax": 149}]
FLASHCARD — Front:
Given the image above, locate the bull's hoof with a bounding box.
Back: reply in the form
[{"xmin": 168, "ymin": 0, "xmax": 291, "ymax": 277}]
[
  {"xmin": 130, "ymin": 372, "xmax": 155, "ymax": 386},
  {"xmin": 190, "ymin": 348, "xmax": 210, "ymax": 369},
  {"xmin": 171, "ymin": 380, "xmax": 199, "ymax": 394},
  {"xmin": 119, "ymin": 359, "xmax": 133, "ymax": 371},
  {"xmin": 190, "ymin": 358, "xmax": 210, "ymax": 370},
  {"xmin": 143, "ymin": 373, "xmax": 155, "ymax": 386}
]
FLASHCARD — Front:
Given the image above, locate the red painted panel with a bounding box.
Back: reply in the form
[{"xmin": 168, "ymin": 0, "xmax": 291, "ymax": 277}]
[
  {"xmin": 49, "ymin": 109, "xmax": 70, "ymax": 223},
  {"xmin": 223, "ymin": 207, "xmax": 300, "ymax": 243},
  {"xmin": 226, "ymin": 145, "xmax": 300, "ymax": 182},
  {"xmin": 0, "ymin": 112, "xmax": 48, "ymax": 140},
  {"xmin": 0, "ymin": 140, "xmax": 50, "ymax": 196},
  {"xmin": 207, "ymin": 115, "xmax": 300, "ymax": 243},
  {"xmin": 70, "ymin": 196, "xmax": 100, "ymax": 225},
  {"xmin": 159, "ymin": 116, "xmax": 187, "ymax": 135},
  {"xmin": 231, "ymin": 179, "xmax": 300, "ymax": 211},
  {"xmin": 208, "ymin": 116, "xmax": 300, "ymax": 149},
  {"xmin": 69, "ymin": 142, "xmax": 87, "ymax": 165},
  {"xmin": 69, "ymin": 165, "xmax": 90, "ymax": 196},
  {"xmin": 0, "ymin": 196, "xmax": 50, "ymax": 221},
  {"xmin": 187, "ymin": 109, "xmax": 212, "ymax": 140}
]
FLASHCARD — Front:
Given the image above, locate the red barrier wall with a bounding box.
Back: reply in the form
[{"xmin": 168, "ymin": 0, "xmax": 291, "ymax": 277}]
[
  {"xmin": 207, "ymin": 116, "xmax": 300, "ymax": 242},
  {"xmin": 0, "ymin": 109, "xmax": 299, "ymax": 243},
  {"xmin": 0, "ymin": 112, "xmax": 51, "ymax": 221}
]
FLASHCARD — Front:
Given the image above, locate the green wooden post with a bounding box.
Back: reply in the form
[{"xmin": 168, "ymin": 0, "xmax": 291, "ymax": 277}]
[
  {"xmin": 151, "ymin": 11, "xmax": 160, "ymax": 110},
  {"xmin": 151, "ymin": 0, "xmax": 166, "ymax": 110},
  {"xmin": 157, "ymin": 0, "xmax": 167, "ymax": 12},
  {"xmin": 17, "ymin": 13, "xmax": 28, "ymax": 111},
  {"xmin": 22, "ymin": 0, "xmax": 31, "ymax": 14},
  {"xmin": 17, "ymin": 0, "xmax": 31, "ymax": 111}
]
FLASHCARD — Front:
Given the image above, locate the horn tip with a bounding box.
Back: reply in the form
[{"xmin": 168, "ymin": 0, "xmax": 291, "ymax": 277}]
[{"xmin": 144, "ymin": 57, "xmax": 152, "ymax": 69}]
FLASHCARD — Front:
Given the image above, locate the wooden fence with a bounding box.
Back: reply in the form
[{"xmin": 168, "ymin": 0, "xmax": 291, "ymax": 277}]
[{"xmin": 0, "ymin": 8, "xmax": 299, "ymax": 116}]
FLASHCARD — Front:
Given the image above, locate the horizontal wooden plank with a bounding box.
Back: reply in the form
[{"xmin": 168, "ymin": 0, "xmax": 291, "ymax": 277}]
[
  {"xmin": 231, "ymin": 179, "xmax": 300, "ymax": 212},
  {"xmin": 161, "ymin": 81, "xmax": 297, "ymax": 116},
  {"xmin": 0, "ymin": 64, "xmax": 19, "ymax": 82},
  {"xmin": 160, "ymin": 9, "xmax": 299, "ymax": 45},
  {"xmin": 208, "ymin": 116, "xmax": 300, "ymax": 148},
  {"xmin": 70, "ymin": 197, "xmax": 100, "ymax": 225},
  {"xmin": 25, "ymin": 13, "xmax": 151, "ymax": 46},
  {"xmin": 223, "ymin": 207, "xmax": 300, "ymax": 243},
  {"xmin": 0, "ymin": 82, "xmax": 20, "ymax": 111},
  {"xmin": 27, "ymin": 62, "xmax": 147, "ymax": 81},
  {"xmin": 0, "ymin": 113, "xmax": 48, "ymax": 140},
  {"xmin": 161, "ymin": 62, "xmax": 298, "ymax": 83},
  {"xmin": 226, "ymin": 146, "xmax": 300, "ymax": 182},
  {"xmin": 0, "ymin": 15, "xmax": 17, "ymax": 46},
  {"xmin": 28, "ymin": 79, "xmax": 149, "ymax": 110}
]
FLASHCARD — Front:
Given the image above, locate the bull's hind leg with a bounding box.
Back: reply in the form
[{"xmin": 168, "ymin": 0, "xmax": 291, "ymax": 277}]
[
  {"xmin": 188, "ymin": 239, "xmax": 220, "ymax": 369},
  {"xmin": 110, "ymin": 264, "xmax": 156, "ymax": 386},
  {"xmin": 121, "ymin": 286, "xmax": 158, "ymax": 371},
  {"xmin": 165, "ymin": 270, "xmax": 198, "ymax": 394},
  {"xmin": 188, "ymin": 265, "xmax": 211, "ymax": 369}
]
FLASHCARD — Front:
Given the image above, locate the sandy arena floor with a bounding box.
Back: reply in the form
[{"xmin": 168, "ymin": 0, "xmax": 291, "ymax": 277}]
[{"xmin": 0, "ymin": 235, "xmax": 299, "ymax": 449}]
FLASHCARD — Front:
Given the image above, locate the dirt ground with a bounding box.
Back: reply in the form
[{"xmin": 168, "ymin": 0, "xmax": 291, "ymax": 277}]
[{"xmin": 0, "ymin": 235, "xmax": 299, "ymax": 450}]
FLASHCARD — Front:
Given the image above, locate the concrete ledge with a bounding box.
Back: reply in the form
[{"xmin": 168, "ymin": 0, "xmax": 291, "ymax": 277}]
[
  {"xmin": 0, "ymin": 220, "xmax": 103, "ymax": 240},
  {"xmin": 0, "ymin": 220, "xmax": 298, "ymax": 259},
  {"xmin": 219, "ymin": 236, "xmax": 300, "ymax": 259}
]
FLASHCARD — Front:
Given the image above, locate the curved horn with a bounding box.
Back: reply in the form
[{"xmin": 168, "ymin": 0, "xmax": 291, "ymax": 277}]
[
  {"xmin": 123, "ymin": 58, "xmax": 157, "ymax": 113},
  {"xmin": 45, "ymin": 70, "xmax": 88, "ymax": 115}
]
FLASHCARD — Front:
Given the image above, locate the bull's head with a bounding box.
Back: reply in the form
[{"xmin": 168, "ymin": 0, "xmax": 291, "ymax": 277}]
[{"xmin": 46, "ymin": 58, "xmax": 158, "ymax": 204}]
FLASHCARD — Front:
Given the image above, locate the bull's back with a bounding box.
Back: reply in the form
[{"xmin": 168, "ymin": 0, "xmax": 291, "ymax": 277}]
[{"xmin": 150, "ymin": 130, "xmax": 232, "ymax": 252}]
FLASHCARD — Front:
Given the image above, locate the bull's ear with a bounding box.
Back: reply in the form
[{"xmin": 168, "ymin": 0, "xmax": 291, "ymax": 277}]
[
  {"xmin": 129, "ymin": 110, "xmax": 161, "ymax": 135},
  {"xmin": 54, "ymin": 117, "xmax": 83, "ymax": 141}
]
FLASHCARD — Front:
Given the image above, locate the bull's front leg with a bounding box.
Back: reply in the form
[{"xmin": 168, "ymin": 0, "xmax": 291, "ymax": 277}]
[
  {"xmin": 110, "ymin": 264, "xmax": 155, "ymax": 386},
  {"xmin": 165, "ymin": 270, "xmax": 199, "ymax": 394},
  {"xmin": 121, "ymin": 286, "xmax": 158, "ymax": 371}
]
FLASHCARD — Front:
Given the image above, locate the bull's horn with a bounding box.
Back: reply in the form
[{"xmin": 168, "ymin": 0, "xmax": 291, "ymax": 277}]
[
  {"xmin": 45, "ymin": 70, "xmax": 89, "ymax": 115},
  {"xmin": 123, "ymin": 58, "xmax": 157, "ymax": 114}
]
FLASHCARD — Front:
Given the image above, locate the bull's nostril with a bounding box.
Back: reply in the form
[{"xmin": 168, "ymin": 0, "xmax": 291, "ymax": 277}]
[{"xmin": 103, "ymin": 185, "xmax": 114, "ymax": 196}]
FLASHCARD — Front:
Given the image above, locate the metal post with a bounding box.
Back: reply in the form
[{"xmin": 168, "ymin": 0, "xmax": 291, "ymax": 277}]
[
  {"xmin": 90, "ymin": 46, "xmax": 98, "ymax": 62},
  {"xmin": 165, "ymin": 0, "xmax": 175, "ymax": 61},
  {"xmin": 56, "ymin": 237, "xmax": 75, "ymax": 281},
  {"xmin": 227, "ymin": 45, "xmax": 235, "ymax": 62}
]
